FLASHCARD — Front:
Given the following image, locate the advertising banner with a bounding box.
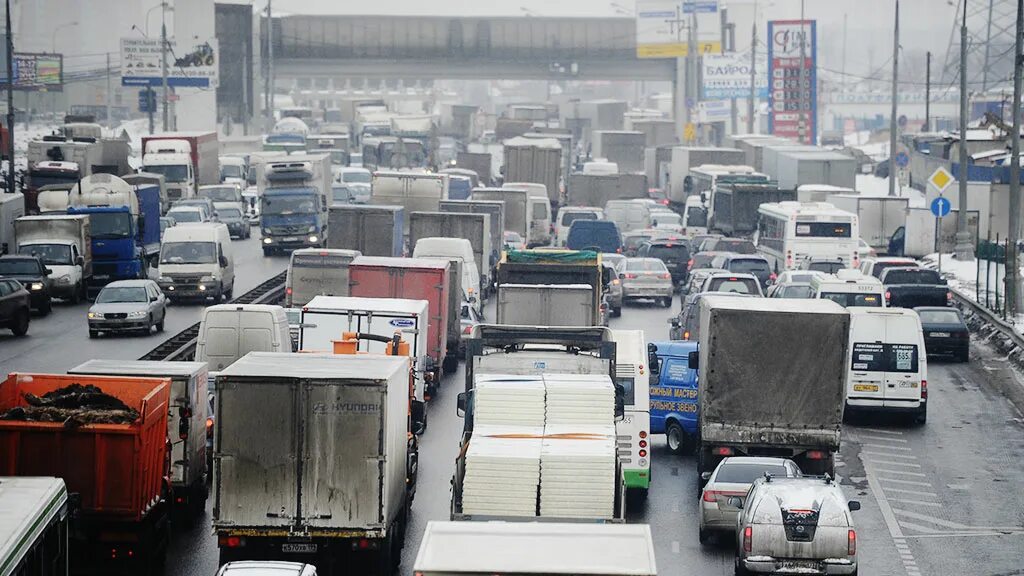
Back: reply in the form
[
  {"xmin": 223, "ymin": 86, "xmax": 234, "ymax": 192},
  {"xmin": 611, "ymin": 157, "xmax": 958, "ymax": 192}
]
[
  {"xmin": 702, "ymin": 53, "xmax": 768, "ymax": 100},
  {"xmin": 0, "ymin": 52, "xmax": 63, "ymax": 91},
  {"xmin": 121, "ymin": 37, "xmax": 218, "ymax": 88},
  {"xmin": 768, "ymin": 20, "xmax": 817, "ymax": 144},
  {"xmin": 636, "ymin": 0, "xmax": 721, "ymax": 58}
]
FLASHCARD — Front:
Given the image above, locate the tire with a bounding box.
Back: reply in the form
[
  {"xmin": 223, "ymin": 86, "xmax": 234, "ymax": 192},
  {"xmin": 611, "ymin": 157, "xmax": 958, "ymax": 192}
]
[
  {"xmin": 612, "ymin": 306, "xmax": 622, "ymax": 318},
  {"xmin": 699, "ymin": 527, "xmax": 711, "ymax": 545},
  {"xmin": 662, "ymin": 297, "xmax": 672, "ymax": 308},
  {"xmin": 10, "ymin": 310, "xmax": 29, "ymax": 337},
  {"xmin": 734, "ymin": 557, "xmax": 750, "ymax": 576},
  {"xmin": 156, "ymin": 315, "xmax": 165, "ymax": 332},
  {"xmin": 666, "ymin": 421, "xmax": 687, "ymax": 455},
  {"xmin": 88, "ymin": 329, "xmax": 98, "ymax": 339},
  {"xmin": 913, "ymin": 407, "xmax": 927, "ymax": 426},
  {"xmin": 70, "ymin": 283, "xmax": 81, "ymax": 304},
  {"xmin": 376, "ymin": 533, "xmax": 395, "ymax": 576},
  {"xmin": 262, "ymin": 247, "xmax": 272, "ymax": 257},
  {"xmin": 443, "ymin": 354, "xmax": 459, "ymax": 374},
  {"xmin": 38, "ymin": 297, "xmax": 51, "ymax": 316},
  {"xmin": 957, "ymin": 347, "xmax": 969, "ymax": 363}
]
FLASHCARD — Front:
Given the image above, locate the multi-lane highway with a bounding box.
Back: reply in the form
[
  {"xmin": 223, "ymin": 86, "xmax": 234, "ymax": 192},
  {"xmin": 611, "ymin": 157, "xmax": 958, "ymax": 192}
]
[{"xmin": 10, "ymin": 240, "xmax": 1024, "ymax": 575}]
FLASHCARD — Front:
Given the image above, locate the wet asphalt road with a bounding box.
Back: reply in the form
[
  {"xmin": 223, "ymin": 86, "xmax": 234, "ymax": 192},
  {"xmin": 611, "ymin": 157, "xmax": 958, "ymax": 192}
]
[{"xmin": 10, "ymin": 241, "xmax": 1024, "ymax": 575}]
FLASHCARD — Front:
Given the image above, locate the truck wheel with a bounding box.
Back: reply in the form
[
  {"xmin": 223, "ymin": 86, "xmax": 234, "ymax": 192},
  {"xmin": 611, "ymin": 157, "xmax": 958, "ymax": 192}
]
[
  {"xmin": 699, "ymin": 527, "xmax": 711, "ymax": 545},
  {"xmin": 11, "ymin": 310, "xmax": 29, "ymax": 336},
  {"xmin": 734, "ymin": 557, "xmax": 751, "ymax": 576},
  {"xmin": 957, "ymin": 348, "xmax": 970, "ymax": 363},
  {"xmin": 443, "ymin": 354, "xmax": 458, "ymax": 374},
  {"xmin": 38, "ymin": 298, "xmax": 52, "ymax": 316},
  {"xmin": 70, "ymin": 283, "xmax": 81, "ymax": 304},
  {"xmin": 377, "ymin": 534, "xmax": 395, "ymax": 576},
  {"xmin": 661, "ymin": 297, "xmax": 672, "ymax": 308},
  {"xmin": 262, "ymin": 247, "xmax": 272, "ymax": 257},
  {"xmin": 666, "ymin": 421, "xmax": 687, "ymax": 455},
  {"xmin": 612, "ymin": 306, "xmax": 621, "ymax": 318},
  {"xmin": 224, "ymin": 285, "xmax": 233, "ymax": 301},
  {"xmin": 913, "ymin": 407, "xmax": 927, "ymax": 426}
]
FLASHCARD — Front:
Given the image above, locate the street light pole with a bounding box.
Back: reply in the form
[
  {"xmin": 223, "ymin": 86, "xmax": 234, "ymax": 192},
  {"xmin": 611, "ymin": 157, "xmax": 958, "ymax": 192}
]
[
  {"xmin": 5, "ymin": 0, "xmax": 14, "ymax": 196},
  {"xmin": 888, "ymin": 1, "xmax": 900, "ymax": 197},
  {"xmin": 955, "ymin": 0, "xmax": 974, "ymax": 260},
  {"xmin": 160, "ymin": 2, "xmax": 169, "ymax": 131},
  {"xmin": 1007, "ymin": 0, "xmax": 1023, "ymax": 314}
]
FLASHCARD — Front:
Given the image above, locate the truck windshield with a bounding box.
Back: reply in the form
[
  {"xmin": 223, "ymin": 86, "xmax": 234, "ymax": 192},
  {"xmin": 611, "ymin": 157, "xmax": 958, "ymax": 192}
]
[
  {"xmin": 342, "ymin": 171, "xmax": 371, "ymax": 183},
  {"xmin": 160, "ymin": 241, "xmax": 218, "ymax": 265},
  {"xmin": 262, "ymin": 193, "xmax": 317, "ymax": 215},
  {"xmin": 28, "ymin": 171, "xmax": 78, "ymax": 188},
  {"xmin": 96, "ymin": 286, "xmax": 147, "ymax": 303},
  {"xmin": 200, "ymin": 187, "xmax": 239, "ymax": 202},
  {"xmin": 89, "ymin": 212, "xmax": 132, "ymax": 239},
  {"xmin": 144, "ymin": 164, "xmax": 189, "ymax": 183},
  {"xmin": 820, "ymin": 292, "xmax": 883, "ymax": 307},
  {"xmin": 18, "ymin": 244, "xmax": 72, "ymax": 265},
  {"xmin": 0, "ymin": 260, "xmax": 41, "ymax": 275},
  {"xmin": 220, "ymin": 165, "xmax": 244, "ymax": 180},
  {"xmin": 685, "ymin": 206, "xmax": 708, "ymax": 227}
]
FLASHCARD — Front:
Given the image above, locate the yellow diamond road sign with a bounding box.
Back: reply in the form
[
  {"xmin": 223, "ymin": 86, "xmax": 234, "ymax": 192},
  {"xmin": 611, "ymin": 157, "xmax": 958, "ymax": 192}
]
[{"xmin": 929, "ymin": 167, "xmax": 953, "ymax": 194}]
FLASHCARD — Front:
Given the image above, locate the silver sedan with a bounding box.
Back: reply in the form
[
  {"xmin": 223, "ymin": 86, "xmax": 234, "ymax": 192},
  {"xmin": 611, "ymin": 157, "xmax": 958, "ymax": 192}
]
[
  {"xmin": 617, "ymin": 257, "xmax": 674, "ymax": 308},
  {"xmin": 698, "ymin": 457, "xmax": 801, "ymax": 544},
  {"xmin": 87, "ymin": 279, "xmax": 168, "ymax": 338}
]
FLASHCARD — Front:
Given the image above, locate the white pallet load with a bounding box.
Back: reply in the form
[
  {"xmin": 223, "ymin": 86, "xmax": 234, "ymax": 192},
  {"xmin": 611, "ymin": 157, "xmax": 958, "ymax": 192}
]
[
  {"xmin": 543, "ymin": 373, "xmax": 616, "ymax": 426},
  {"xmin": 462, "ymin": 424, "xmax": 543, "ymax": 517},
  {"xmin": 539, "ymin": 424, "xmax": 618, "ymax": 519},
  {"xmin": 472, "ymin": 374, "xmax": 546, "ymax": 427}
]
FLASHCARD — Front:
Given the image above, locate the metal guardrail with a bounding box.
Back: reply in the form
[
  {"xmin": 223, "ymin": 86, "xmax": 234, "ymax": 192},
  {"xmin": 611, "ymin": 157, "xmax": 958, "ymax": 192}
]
[
  {"xmin": 950, "ymin": 287, "xmax": 1024, "ymax": 351},
  {"xmin": 138, "ymin": 271, "xmax": 288, "ymax": 362}
]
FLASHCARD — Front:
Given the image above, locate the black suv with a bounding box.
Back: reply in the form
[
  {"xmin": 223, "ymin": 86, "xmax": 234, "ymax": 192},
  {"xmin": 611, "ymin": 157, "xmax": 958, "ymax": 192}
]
[
  {"xmin": 638, "ymin": 239, "xmax": 691, "ymax": 285},
  {"xmin": 0, "ymin": 278, "xmax": 31, "ymax": 335},
  {"xmin": 0, "ymin": 255, "xmax": 53, "ymax": 314}
]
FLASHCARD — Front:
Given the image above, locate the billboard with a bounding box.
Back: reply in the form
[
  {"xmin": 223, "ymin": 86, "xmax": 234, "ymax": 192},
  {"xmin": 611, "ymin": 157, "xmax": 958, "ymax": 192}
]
[
  {"xmin": 121, "ymin": 37, "xmax": 219, "ymax": 88},
  {"xmin": 0, "ymin": 52, "xmax": 63, "ymax": 91},
  {"xmin": 636, "ymin": 0, "xmax": 721, "ymax": 58},
  {"xmin": 702, "ymin": 53, "xmax": 768, "ymax": 100},
  {"xmin": 768, "ymin": 20, "xmax": 817, "ymax": 144}
]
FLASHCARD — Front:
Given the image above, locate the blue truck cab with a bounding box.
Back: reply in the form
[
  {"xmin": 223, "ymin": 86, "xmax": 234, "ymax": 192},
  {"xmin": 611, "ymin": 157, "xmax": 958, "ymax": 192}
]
[
  {"xmin": 67, "ymin": 175, "xmax": 161, "ymax": 295},
  {"xmin": 260, "ymin": 186, "xmax": 327, "ymax": 253},
  {"xmin": 649, "ymin": 340, "xmax": 699, "ymax": 454}
]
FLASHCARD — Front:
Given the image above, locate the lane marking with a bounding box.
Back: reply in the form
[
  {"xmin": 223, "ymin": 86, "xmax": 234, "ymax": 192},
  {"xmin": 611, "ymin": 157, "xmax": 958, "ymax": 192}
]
[
  {"xmin": 862, "ymin": 450, "xmax": 917, "ymax": 459},
  {"xmin": 863, "ymin": 443, "xmax": 914, "ymax": 452},
  {"xmin": 874, "ymin": 468, "xmax": 928, "ymax": 477},
  {"xmin": 863, "ymin": 459, "xmax": 922, "ymax": 468},
  {"xmin": 865, "ymin": 464, "xmax": 903, "ymax": 538},
  {"xmin": 889, "ymin": 498, "xmax": 943, "ymax": 508},
  {"xmin": 898, "ymin": 519, "xmax": 940, "ymax": 534},
  {"xmin": 879, "ymin": 477, "xmax": 935, "ymax": 487},
  {"xmin": 880, "ymin": 487, "xmax": 939, "ymax": 497},
  {"xmin": 861, "ymin": 427, "xmax": 904, "ymax": 435},
  {"xmin": 893, "ymin": 508, "xmax": 968, "ymax": 530},
  {"xmin": 905, "ymin": 530, "xmax": 1024, "ymax": 538},
  {"xmin": 859, "ymin": 435, "xmax": 909, "ymax": 443}
]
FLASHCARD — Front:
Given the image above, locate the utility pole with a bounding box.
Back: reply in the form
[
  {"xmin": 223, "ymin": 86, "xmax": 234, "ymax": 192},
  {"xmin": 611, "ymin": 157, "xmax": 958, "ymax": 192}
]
[
  {"xmin": 722, "ymin": 8, "xmax": 737, "ymax": 136},
  {"xmin": 888, "ymin": 0, "xmax": 900, "ymax": 197},
  {"xmin": 955, "ymin": 0, "xmax": 974, "ymax": 260},
  {"xmin": 926, "ymin": 51, "xmax": 932, "ymax": 132},
  {"xmin": 242, "ymin": 49, "xmax": 249, "ymax": 136},
  {"xmin": 1007, "ymin": 0, "xmax": 1023, "ymax": 314},
  {"xmin": 747, "ymin": 2, "xmax": 757, "ymax": 134},
  {"xmin": 983, "ymin": 0, "xmax": 996, "ymax": 90},
  {"xmin": 4, "ymin": 0, "xmax": 13, "ymax": 196},
  {"xmin": 799, "ymin": 0, "xmax": 808, "ymax": 144},
  {"xmin": 265, "ymin": 0, "xmax": 275, "ymax": 131},
  {"xmin": 686, "ymin": 6, "xmax": 698, "ymax": 139},
  {"xmin": 105, "ymin": 52, "xmax": 112, "ymax": 128},
  {"xmin": 842, "ymin": 13, "xmax": 848, "ymax": 83},
  {"xmin": 160, "ymin": 2, "xmax": 169, "ymax": 131}
]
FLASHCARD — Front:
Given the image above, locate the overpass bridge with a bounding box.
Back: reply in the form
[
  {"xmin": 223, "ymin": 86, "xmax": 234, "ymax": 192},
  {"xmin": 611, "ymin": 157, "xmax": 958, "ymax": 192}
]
[{"xmin": 269, "ymin": 14, "xmax": 677, "ymax": 82}]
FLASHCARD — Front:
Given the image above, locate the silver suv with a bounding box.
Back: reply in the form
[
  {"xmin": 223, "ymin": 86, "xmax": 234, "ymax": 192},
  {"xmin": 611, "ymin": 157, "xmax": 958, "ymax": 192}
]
[{"xmin": 733, "ymin": 475, "xmax": 860, "ymax": 575}]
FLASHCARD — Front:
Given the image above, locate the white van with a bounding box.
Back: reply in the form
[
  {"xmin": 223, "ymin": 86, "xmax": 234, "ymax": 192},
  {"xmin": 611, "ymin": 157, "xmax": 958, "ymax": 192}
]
[
  {"xmin": 809, "ymin": 269, "xmax": 885, "ymax": 308},
  {"xmin": 555, "ymin": 206, "xmax": 603, "ymax": 247},
  {"xmin": 156, "ymin": 222, "xmax": 234, "ymax": 302},
  {"xmin": 413, "ymin": 237, "xmax": 481, "ymax": 309},
  {"xmin": 195, "ymin": 304, "xmax": 292, "ymax": 371},
  {"xmin": 604, "ymin": 199, "xmax": 653, "ymax": 233},
  {"xmin": 285, "ymin": 248, "xmax": 361, "ymax": 307},
  {"xmin": 845, "ymin": 307, "xmax": 927, "ymax": 424},
  {"xmin": 682, "ymin": 196, "xmax": 708, "ymax": 238},
  {"xmin": 503, "ymin": 182, "xmax": 552, "ymax": 246}
]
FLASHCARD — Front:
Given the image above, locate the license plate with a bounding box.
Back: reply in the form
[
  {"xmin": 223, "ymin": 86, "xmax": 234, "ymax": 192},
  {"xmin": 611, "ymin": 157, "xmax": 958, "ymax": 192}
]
[
  {"xmin": 930, "ymin": 332, "xmax": 950, "ymax": 338},
  {"xmin": 853, "ymin": 383, "xmax": 879, "ymax": 392},
  {"xmin": 780, "ymin": 560, "xmax": 818, "ymax": 570},
  {"xmin": 282, "ymin": 543, "xmax": 317, "ymax": 553},
  {"xmin": 283, "ymin": 236, "xmax": 299, "ymax": 242}
]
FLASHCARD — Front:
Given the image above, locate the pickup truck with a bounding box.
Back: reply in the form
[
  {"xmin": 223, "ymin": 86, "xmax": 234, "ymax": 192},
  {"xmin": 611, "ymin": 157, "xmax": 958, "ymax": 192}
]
[{"xmin": 879, "ymin": 267, "xmax": 951, "ymax": 308}]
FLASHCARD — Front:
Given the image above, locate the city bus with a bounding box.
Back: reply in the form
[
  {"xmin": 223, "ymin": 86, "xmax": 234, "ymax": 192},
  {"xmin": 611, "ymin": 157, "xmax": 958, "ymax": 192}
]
[
  {"xmin": 610, "ymin": 329, "xmax": 652, "ymax": 497},
  {"xmin": 756, "ymin": 201, "xmax": 861, "ymax": 273},
  {"xmin": 0, "ymin": 477, "xmax": 69, "ymax": 576}
]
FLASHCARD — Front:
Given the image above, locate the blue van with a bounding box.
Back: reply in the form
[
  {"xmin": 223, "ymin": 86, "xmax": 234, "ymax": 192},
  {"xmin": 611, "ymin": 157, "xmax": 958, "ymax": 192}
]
[
  {"xmin": 649, "ymin": 341, "xmax": 699, "ymax": 454},
  {"xmin": 566, "ymin": 219, "xmax": 622, "ymax": 253}
]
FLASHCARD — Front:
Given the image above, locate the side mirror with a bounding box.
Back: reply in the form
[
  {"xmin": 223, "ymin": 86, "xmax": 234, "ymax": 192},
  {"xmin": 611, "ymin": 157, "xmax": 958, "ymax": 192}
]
[
  {"xmin": 727, "ymin": 496, "xmax": 744, "ymax": 509},
  {"xmin": 688, "ymin": 350, "xmax": 699, "ymax": 370},
  {"xmin": 43, "ymin": 268, "xmax": 53, "ymax": 275},
  {"xmin": 848, "ymin": 500, "xmax": 861, "ymax": 512},
  {"xmin": 151, "ymin": 259, "xmax": 159, "ymax": 269},
  {"xmin": 76, "ymin": 256, "xmax": 85, "ymax": 266},
  {"xmin": 647, "ymin": 343, "xmax": 661, "ymax": 376},
  {"xmin": 321, "ymin": 195, "xmax": 328, "ymax": 209},
  {"xmin": 700, "ymin": 471, "xmax": 712, "ymax": 482},
  {"xmin": 410, "ymin": 400, "xmax": 426, "ymax": 436},
  {"xmin": 456, "ymin": 392, "xmax": 467, "ymax": 418},
  {"xmin": 668, "ymin": 318, "xmax": 680, "ymax": 327},
  {"xmin": 219, "ymin": 255, "xmax": 229, "ymax": 268},
  {"xmin": 178, "ymin": 405, "xmax": 192, "ymax": 418}
]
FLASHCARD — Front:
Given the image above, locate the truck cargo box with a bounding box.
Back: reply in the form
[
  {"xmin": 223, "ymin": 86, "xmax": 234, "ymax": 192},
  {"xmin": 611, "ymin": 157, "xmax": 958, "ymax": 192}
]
[
  {"xmin": 711, "ymin": 184, "xmax": 795, "ymax": 235},
  {"xmin": 439, "ymin": 200, "xmax": 505, "ymax": 270},
  {"xmin": 0, "ymin": 373, "xmax": 169, "ymax": 520},
  {"xmin": 327, "ymin": 204, "xmax": 404, "ymax": 257},
  {"xmin": 496, "ymin": 283, "xmax": 595, "ymax": 327}
]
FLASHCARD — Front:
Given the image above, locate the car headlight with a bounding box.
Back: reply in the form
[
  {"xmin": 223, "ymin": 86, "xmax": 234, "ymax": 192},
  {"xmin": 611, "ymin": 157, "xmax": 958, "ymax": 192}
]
[
  {"xmin": 57, "ymin": 275, "xmax": 71, "ymax": 284},
  {"xmin": 200, "ymin": 276, "xmax": 216, "ymax": 283},
  {"xmin": 308, "ymin": 235, "xmax": 318, "ymax": 243},
  {"xmin": 263, "ymin": 237, "xmax": 273, "ymax": 244},
  {"xmin": 87, "ymin": 311, "xmax": 101, "ymax": 319},
  {"xmin": 158, "ymin": 276, "xmax": 172, "ymax": 283},
  {"xmin": 30, "ymin": 282, "xmax": 43, "ymax": 291},
  {"xmin": 126, "ymin": 310, "xmax": 148, "ymax": 318}
]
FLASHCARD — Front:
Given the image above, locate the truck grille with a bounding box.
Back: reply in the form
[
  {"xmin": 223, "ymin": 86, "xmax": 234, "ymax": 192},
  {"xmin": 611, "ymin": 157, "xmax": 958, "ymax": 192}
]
[
  {"xmin": 269, "ymin": 225, "xmax": 309, "ymax": 235},
  {"xmin": 92, "ymin": 263, "xmax": 119, "ymax": 278}
]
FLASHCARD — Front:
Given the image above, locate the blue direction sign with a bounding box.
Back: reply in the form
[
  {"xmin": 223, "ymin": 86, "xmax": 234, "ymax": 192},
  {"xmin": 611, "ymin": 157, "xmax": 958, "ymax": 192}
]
[
  {"xmin": 931, "ymin": 196, "xmax": 951, "ymax": 218},
  {"xmin": 895, "ymin": 151, "xmax": 909, "ymax": 168},
  {"xmin": 683, "ymin": 1, "xmax": 718, "ymax": 13}
]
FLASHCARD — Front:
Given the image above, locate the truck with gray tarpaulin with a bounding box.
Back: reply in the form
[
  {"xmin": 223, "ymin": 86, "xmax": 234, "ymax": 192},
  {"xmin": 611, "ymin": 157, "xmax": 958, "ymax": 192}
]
[{"xmin": 694, "ymin": 296, "xmax": 849, "ymax": 479}]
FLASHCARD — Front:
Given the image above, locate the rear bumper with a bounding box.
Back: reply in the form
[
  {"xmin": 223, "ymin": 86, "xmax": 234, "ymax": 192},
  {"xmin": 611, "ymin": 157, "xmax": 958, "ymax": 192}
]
[
  {"xmin": 846, "ymin": 398, "xmax": 925, "ymax": 413},
  {"xmin": 743, "ymin": 556, "xmax": 856, "ymax": 575},
  {"xmin": 923, "ymin": 337, "xmax": 969, "ymax": 356},
  {"xmin": 622, "ymin": 286, "xmax": 674, "ymax": 298}
]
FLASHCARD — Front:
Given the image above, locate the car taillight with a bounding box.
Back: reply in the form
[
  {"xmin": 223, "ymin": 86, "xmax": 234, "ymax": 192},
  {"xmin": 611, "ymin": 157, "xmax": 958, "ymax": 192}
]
[
  {"xmin": 920, "ymin": 379, "xmax": 927, "ymax": 400},
  {"xmin": 286, "ymin": 287, "xmax": 292, "ymax": 295},
  {"xmin": 687, "ymin": 258, "xmax": 694, "ymax": 270},
  {"xmin": 848, "ymin": 529, "xmax": 857, "ymax": 555},
  {"xmin": 769, "ymin": 272, "xmax": 777, "ymax": 282},
  {"xmin": 885, "ymin": 290, "xmax": 891, "ymax": 303},
  {"xmin": 624, "ymin": 273, "xmax": 638, "ymax": 279},
  {"xmin": 702, "ymin": 489, "xmax": 719, "ymax": 503},
  {"xmin": 806, "ymin": 450, "xmax": 825, "ymax": 460},
  {"xmin": 683, "ymin": 330, "xmax": 691, "ymax": 340},
  {"xmin": 714, "ymin": 446, "xmax": 734, "ymax": 456},
  {"xmin": 659, "ymin": 273, "xmax": 672, "ymax": 279},
  {"xmin": 743, "ymin": 526, "xmax": 752, "ymax": 553},
  {"xmin": 616, "ymin": 247, "xmax": 623, "ymax": 254},
  {"xmin": 946, "ymin": 291, "xmax": 953, "ymax": 303},
  {"xmin": 463, "ymin": 325, "xmax": 473, "ymax": 334}
]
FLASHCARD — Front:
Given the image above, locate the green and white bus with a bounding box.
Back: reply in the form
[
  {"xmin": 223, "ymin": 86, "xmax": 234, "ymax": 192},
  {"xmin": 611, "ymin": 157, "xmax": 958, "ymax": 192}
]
[
  {"xmin": 611, "ymin": 329, "xmax": 652, "ymax": 496},
  {"xmin": 0, "ymin": 477, "xmax": 69, "ymax": 576}
]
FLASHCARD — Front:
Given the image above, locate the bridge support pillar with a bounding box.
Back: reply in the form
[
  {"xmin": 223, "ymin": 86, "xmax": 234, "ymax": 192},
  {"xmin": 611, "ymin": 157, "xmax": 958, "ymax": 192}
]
[{"xmin": 673, "ymin": 56, "xmax": 686, "ymax": 142}]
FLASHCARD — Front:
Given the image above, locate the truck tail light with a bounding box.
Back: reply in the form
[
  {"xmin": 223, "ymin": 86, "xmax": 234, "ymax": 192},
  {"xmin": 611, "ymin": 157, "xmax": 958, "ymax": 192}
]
[
  {"xmin": 806, "ymin": 450, "xmax": 826, "ymax": 460},
  {"xmin": 714, "ymin": 446, "xmax": 733, "ymax": 456},
  {"xmin": 638, "ymin": 449, "xmax": 647, "ymax": 457},
  {"xmin": 463, "ymin": 325, "xmax": 473, "ymax": 334},
  {"xmin": 743, "ymin": 526, "xmax": 752, "ymax": 552},
  {"xmin": 920, "ymin": 379, "xmax": 927, "ymax": 400},
  {"xmin": 218, "ymin": 535, "xmax": 245, "ymax": 548},
  {"xmin": 638, "ymin": 431, "xmax": 647, "ymax": 438},
  {"xmin": 848, "ymin": 529, "xmax": 857, "ymax": 555},
  {"xmin": 639, "ymin": 440, "xmax": 648, "ymax": 448},
  {"xmin": 683, "ymin": 330, "xmax": 690, "ymax": 340}
]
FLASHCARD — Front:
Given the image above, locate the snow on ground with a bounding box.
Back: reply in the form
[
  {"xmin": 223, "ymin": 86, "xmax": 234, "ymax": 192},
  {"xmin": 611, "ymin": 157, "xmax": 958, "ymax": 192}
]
[{"xmin": 921, "ymin": 252, "xmax": 1024, "ymax": 328}]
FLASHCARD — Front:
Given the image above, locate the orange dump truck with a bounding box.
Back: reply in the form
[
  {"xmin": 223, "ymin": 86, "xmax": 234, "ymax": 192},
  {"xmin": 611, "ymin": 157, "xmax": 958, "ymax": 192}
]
[{"xmin": 0, "ymin": 372, "xmax": 171, "ymax": 575}]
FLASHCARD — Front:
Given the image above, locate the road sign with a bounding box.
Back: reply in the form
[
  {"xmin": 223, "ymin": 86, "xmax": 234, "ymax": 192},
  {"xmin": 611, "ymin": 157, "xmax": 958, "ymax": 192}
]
[
  {"xmin": 898, "ymin": 114, "xmax": 908, "ymax": 129},
  {"xmin": 931, "ymin": 196, "xmax": 951, "ymax": 218},
  {"xmin": 683, "ymin": 1, "xmax": 718, "ymax": 13},
  {"xmin": 928, "ymin": 166, "xmax": 954, "ymax": 194},
  {"xmin": 684, "ymin": 123, "xmax": 697, "ymax": 142},
  {"xmin": 137, "ymin": 88, "xmax": 156, "ymax": 113},
  {"xmin": 635, "ymin": 0, "xmax": 722, "ymax": 58},
  {"xmin": 895, "ymin": 151, "xmax": 909, "ymax": 168}
]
